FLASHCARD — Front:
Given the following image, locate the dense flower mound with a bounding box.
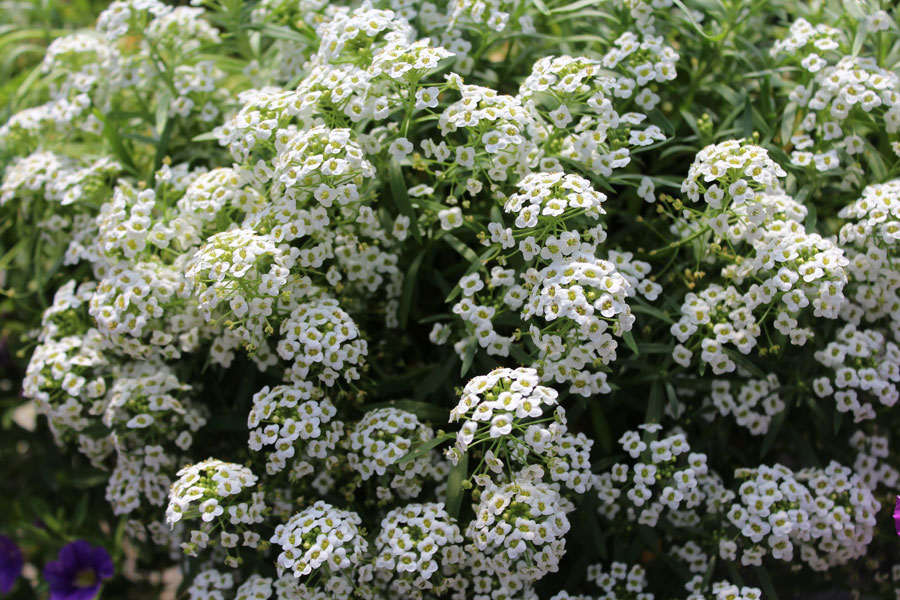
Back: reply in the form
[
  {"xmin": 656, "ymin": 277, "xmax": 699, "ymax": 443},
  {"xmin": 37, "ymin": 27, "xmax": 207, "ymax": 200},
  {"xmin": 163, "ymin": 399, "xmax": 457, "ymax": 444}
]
[{"xmin": 5, "ymin": 0, "xmax": 900, "ymax": 598}]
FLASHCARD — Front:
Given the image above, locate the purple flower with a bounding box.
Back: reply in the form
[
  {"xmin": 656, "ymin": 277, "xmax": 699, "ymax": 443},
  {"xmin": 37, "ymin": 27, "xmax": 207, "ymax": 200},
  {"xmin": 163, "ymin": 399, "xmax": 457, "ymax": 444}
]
[
  {"xmin": 43, "ymin": 541, "xmax": 113, "ymax": 600},
  {"xmin": 0, "ymin": 535, "xmax": 23, "ymax": 594},
  {"xmin": 894, "ymin": 496, "xmax": 900, "ymax": 537}
]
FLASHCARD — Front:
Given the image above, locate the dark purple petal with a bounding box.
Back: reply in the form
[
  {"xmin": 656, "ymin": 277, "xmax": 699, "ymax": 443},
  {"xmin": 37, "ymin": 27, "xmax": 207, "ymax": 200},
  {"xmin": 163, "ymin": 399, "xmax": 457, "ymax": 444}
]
[
  {"xmin": 90, "ymin": 546, "xmax": 113, "ymax": 581},
  {"xmin": 44, "ymin": 541, "xmax": 114, "ymax": 600},
  {"xmin": 0, "ymin": 535, "xmax": 23, "ymax": 594},
  {"xmin": 49, "ymin": 584, "xmax": 102, "ymax": 600},
  {"xmin": 43, "ymin": 557, "xmax": 74, "ymax": 591},
  {"xmin": 893, "ymin": 495, "xmax": 900, "ymax": 537}
]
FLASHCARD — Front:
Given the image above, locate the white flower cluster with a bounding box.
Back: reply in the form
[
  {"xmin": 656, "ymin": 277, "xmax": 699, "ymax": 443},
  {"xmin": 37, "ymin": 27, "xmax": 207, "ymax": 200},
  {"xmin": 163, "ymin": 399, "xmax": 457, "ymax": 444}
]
[
  {"xmin": 586, "ymin": 561, "xmax": 653, "ymax": 600},
  {"xmin": 346, "ymin": 407, "xmax": 438, "ymax": 499},
  {"xmin": 773, "ymin": 18, "xmax": 900, "ymax": 168},
  {"xmin": 684, "ymin": 580, "xmax": 762, "ymax": 600},
  {"xmin": 449, "ymin": 368, "xmax": 593, "ymax": 492},
  {"xmin": 467, "ymin": 471, "xmax": 572, "ymax": 594},
  {"xmin": 371, "ymin": 502, "xmax": 464, "ymax": 594},
  {"xmin": 0, "ymin": 150, "xmax": 120, "ymax": 210},
  {"xmin": 277, "ymin": 297, "xmax": 367, "ymax": 387},
  {"xmin": 672, "ymin": 148, "xmax": 850, "ymax": 373},
  {"xmin": 450, "ymin": 367, "xmax": 559, "ymax": 452},
  {"xmin": 813, "ymin": 324, "xmax": 900, "ymax": 422},
  {"xmin": 850, "ymin": 430, "xmax": 899, "ymax": 492},
  {"xmin": 838, "ymin": 180, "xmax": 900, "ymax": 329},
  {"xmin": 724, "ymin": 462, "xmax": 880, "ymax": 571},
  {"xmin": 271, "ymin": 501, "xmax": 367, "ymax": 583},
  {"xmin": 247, "ymin": 384, "xmax": 343, "ymax": 478},
  {"xmin": 102, "ymin": 362, "xmax": 203, "ymax": 450},
  {"xmin": 435, "ymin": 76, "xmax": 536, "ymax": 185},
  {"xmin": 594, "ymin": 425, "xmax": 711, "ymax": 527},
  {"xmin": 602, "ymin": 29, "xmax": 679, "ymax": 110},
  {"xmin": 503, "ymin": 172, "xmax": 607, "ymax": 228},
  {"xmin": 706, "ymin": 375, "xmax": 784, "ymax": 435},
  {"xmin": 520, "ymin": 56, "xmax": 666, "ymax": 175},
  {"xmin": 449, "ymin": 221, "xmax": 648, "ymax": 395},
  {"xmin": 23, "ymin": 285, "xmax": 110, "ymax": 457},
  {"xmin": 166, "ymin": 460, "xmax": 264, "ymax": 565},
  {"xmin": 90, "ymin": 260, "xmax": 201, "ymax": 360},
  {"xmin": 681, "ymin": 140, "xmax": 787, "ymax": 211}
]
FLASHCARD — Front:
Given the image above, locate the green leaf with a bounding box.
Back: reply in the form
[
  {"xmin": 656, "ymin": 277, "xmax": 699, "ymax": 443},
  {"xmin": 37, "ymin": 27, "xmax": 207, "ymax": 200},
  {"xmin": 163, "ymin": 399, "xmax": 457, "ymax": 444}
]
[
  {"xmin": 366, "ymin": 399, "xmax": 448, "ymax": 422},
  {"xmin": 508, "ymin": 343, "xmax": 534, "ymax": 366},
  {"xmin": 833, "ymin": 405, "xmax": 844, "ymax": 435},
  {"xmin": 755, "ymin": 566, "xmax": 778, "ymax": 599},
  {"xmin": 549, "ymin": 0, "xmax": 602, "ymax": 13},
  {"xmin": 389, "ymin": 161, "xmax": 421, "ymax": 242},
  {"xmin": 444, "ymin": 246, "xmax": 495, "ymax": 303},
  {"xmin": 631, "ymin": 300, "xmax": 674, "ymax": 324},
  {"xmin": 94, "ymin": 109, "xmax": 138, "ymax": 176},
  {"xmin": 622, "ymin": 331, "xmax": 639, "ymax": 356},
  {"xmin": 852, "ymin": 21, "xmax": 868, "ymax": 57},
  {"xmin": 724, "ymin": 561, "xmax": 745, "ymax": 586},
  {"xmin": 672, "ymin": 0, "xmax": 729, "ymax": 41},
  {"xmin": 445, "ymin": 451, "xmax": 468, "ymax": 519},
  {"xmin": 461, "ymin": 339, "xmax": 477, "ymax": 377},
  {"xmin": 399, "ymin": 249, "xmax": 426, "ymax": 329},
  {"xmin": 649, "ymin": 108, "xmax": 675, "ymax": 137},
  {"xmin": 741, "ymin": 96, "xmax": 754, "ymax": 138},
  {"xmin": 646, "ymin": 381, "xmax": 663, "ymax": 424},
  {"xmin": 396, "ymin": 432, "xmax": 455, "ymax": 465},
  {"xmin": 760, "ymin": 407, "xmax": 787, "ymax": 459},
  {"xmin": 258, "ymin": 23, "xmax": 311, "ymax": 44},
  {"xmin": 590, "ymin": 404, "xmax": 612, "ymax": 454},
  {"xmin": 532, "ymin": 0, "xmax": 551, "ymax": 15},
  {"xmin": 443, "ymin": 232, "xmax": 478, "ymax": 264},
  {"xmin": 780, "ymin": 101, "xmax": 797, "ymax": 145},
  {"xmin": 192, "ymin": 131, "xmax": 219, "ymax": 142},
  {"xmin": 804, "ymin": 202, "xmax": 817, "ymax": 231},
  {"xmin": 701, "ymin": 557, "xmax": 717, "ymax": 588},
  {"xmin": 665, "ymin": 382, "xmax": 678, "ymax": 417}
]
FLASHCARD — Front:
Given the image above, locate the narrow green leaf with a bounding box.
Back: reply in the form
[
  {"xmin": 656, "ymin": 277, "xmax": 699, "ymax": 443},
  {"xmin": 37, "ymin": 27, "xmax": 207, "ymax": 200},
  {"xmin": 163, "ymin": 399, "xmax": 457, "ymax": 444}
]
[
  {"xmin": 508, "ymin": 343, "xmax": 534, "ymax": 366},
  {"xmin": 399, "ymin": 249, "xmax": 426, "ymax": 329},
  {"xmin": 672, "ymin": 0, "xmax": 729, "ymax": 41},
  {"xmin": 445, "ymin": 451, "xmax": 468, "ymax": 519},
  {"xmin": 649, "ymin": 108, "xmax": 675, "ymax": 137},
  {"xmin": 724, "ymin": 561, "xmax": 745, "ymax": 585},
  {"xmin": 443, "ymin": 232, "xmax": 478, "ymax": 263},
  {"xmin": 755, "ymin": 566, "xmax": 778, "ymax": 599},
  {"xmin": 760, "ymin": 406, "xmax": 787, "ymax": 459},
  {"xmin": 701, "ymin": 557, "xmax": 717, "ymax": 588},
  {"xmin": 804, "ymin": 202, "xmax": 817, "ymax": 231},
  {"xmin": 780, "ymin": 101, "xmax": 797, "ymax": 145},
  {"xmin": 444, "ymin": 246, "xmax": 496, "ymax": 303},
  {"xmin": 367, "ymin": 399, "xmax": 448, "ymax": 422},
  {"xmin": 741, "ymin": 96, "xmax": 754, "ymax": 138},
  {"xmin": 192, "ymin": 131, "xmax": 219, "ymax": 142},
  {"xmin": 549, "ymin": 0, "xmax": 600, "ymax": 13},
  {"xmin": 833, "ymin": 405, "xmax": 844, "ymax": 435},
  {"xmin": 590, "ymin": 404, "xmax": 612, "ymax": 454},
  {"xmin": 532, "ymin": 0, "xmax": 551, "ymax": 15},
  {"xmin": 665, "ymin": 382, "xmax": 678, "ymax": 417},
  {"xmin": 389, "ymin": 161, "xmax": 421, "ymax": 242},
  {"xmin": 646, "ymin": 381, "xmax": 663, "ymax": 424},
  {"xmin": 461, "ymin": 339, "xmax": 477, "ymax": 377},
  {"xmin": 622, "ymin": 331, "xmax": 639, "ymax": 356},
  {"xmin": 94, "ymin": 109, "xmax": 138, "ymax": 176},
  {"xmin": 396, "ymin": 432, "xmax": 455, "ymax": 465},
  {"xmin": 631, "ymin": 300, "xmax": 674, "ymax": 324},
  {"xmin": 637, "ymin": 343, "xmax": 675, "ymax": 354},
  {"xmin": 852, "ymin": 22, "xmax": 868, "ymax": 57}
]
